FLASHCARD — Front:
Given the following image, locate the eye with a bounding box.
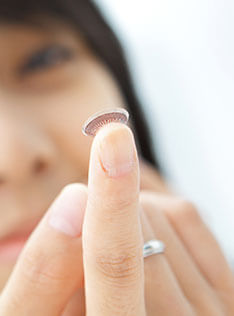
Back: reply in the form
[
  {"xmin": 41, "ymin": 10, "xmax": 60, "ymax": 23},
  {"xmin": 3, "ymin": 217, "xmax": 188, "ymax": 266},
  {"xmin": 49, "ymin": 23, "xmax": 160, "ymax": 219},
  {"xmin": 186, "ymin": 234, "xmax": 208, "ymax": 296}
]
[{"xmin": 19, "ymin": 44, "xmax": 75, "ymax": 75}]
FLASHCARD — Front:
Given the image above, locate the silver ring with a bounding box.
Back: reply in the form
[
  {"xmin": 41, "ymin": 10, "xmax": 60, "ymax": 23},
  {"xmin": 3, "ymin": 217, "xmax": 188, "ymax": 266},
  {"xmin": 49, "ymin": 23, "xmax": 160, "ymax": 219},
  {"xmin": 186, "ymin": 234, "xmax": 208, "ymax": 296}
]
[{"xmin": 143, "ymin": 239, "xmax": 165, "ymax": 258}]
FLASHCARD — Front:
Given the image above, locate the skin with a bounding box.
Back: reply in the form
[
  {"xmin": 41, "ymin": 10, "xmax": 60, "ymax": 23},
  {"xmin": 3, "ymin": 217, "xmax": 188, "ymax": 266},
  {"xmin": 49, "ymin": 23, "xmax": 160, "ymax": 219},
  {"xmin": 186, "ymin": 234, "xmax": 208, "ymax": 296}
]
[
  {"xmin": 0, "ymin": 17, "xmax": 134, "ymax": 287},
  {"xmin": 0, "ymin": 16, "xmax": 233, "ymax": 315}
]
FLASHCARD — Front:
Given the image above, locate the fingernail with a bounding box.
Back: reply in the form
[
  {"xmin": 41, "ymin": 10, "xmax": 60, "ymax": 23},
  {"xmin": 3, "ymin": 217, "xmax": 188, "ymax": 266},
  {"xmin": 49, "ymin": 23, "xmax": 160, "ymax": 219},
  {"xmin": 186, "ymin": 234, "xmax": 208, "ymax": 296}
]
[
  {"xmin": 48, "ymin": 184, "xmax": 87, "ymax": 237},
  {"xmin": 97, "ymin": 123, "xmax": 136, "ymax": 178}
]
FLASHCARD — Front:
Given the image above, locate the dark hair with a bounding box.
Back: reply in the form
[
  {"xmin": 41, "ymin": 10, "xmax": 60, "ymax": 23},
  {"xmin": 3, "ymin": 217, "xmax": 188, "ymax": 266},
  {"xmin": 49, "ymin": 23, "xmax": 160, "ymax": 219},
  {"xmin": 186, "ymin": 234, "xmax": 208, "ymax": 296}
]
[{"xmin": 0, "ymin": 0, "xmax": 160, "ymax": 170}]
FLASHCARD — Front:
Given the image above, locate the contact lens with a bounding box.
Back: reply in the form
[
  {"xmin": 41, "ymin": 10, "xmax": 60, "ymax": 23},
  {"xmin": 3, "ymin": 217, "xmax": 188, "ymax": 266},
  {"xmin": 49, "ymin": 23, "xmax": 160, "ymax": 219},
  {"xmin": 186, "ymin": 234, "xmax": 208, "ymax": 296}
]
[{"xmin": 82, "ymin": 108, "xmax": 129, "ymax": 137}]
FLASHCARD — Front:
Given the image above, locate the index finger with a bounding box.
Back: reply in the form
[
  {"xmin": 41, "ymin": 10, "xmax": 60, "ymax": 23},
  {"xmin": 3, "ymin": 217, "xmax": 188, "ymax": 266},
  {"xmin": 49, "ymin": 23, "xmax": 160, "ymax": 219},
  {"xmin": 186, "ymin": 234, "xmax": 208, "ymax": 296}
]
[{"xmin": 82, "ymin": 122, "xmax": 145, "ymax": 316}]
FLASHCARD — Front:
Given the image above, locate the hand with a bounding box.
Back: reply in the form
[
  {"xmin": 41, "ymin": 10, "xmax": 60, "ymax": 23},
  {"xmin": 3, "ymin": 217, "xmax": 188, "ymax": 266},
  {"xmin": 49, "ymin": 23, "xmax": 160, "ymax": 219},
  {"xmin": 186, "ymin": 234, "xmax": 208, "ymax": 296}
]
[
  {"xmin": 0, "ymin": 181, "xmax": 88, "ymax": 315},
  {"xmin": 140, "ymin": 192, "xmax": 234, "ymax": 315},
  {"xmin": 0, "ymin": 122, "xmax": 146, "ymax": 315},
  {"xmin": 1, "ymin": 122, "xmax": 233, "ymax": 315}
]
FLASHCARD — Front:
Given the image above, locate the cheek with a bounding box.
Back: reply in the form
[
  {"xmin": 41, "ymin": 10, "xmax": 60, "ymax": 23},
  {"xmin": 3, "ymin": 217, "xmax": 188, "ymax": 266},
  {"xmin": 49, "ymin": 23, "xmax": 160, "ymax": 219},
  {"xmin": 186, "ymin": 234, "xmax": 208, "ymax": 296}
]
[
  {"xmin": 44, "ymin": 99, "xmax": 93, "ymax": 178},
  {"xmin": 31, "ymin": 59, "xmax": 126, "ymax": 177}
]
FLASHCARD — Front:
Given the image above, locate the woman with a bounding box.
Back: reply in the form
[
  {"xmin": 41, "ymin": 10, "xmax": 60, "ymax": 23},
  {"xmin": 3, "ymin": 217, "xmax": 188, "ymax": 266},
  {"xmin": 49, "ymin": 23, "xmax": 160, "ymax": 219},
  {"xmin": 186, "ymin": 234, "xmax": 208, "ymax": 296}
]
[{"xmin": 0, "ymin": 1, "xmax": 233, "ymax": 315}]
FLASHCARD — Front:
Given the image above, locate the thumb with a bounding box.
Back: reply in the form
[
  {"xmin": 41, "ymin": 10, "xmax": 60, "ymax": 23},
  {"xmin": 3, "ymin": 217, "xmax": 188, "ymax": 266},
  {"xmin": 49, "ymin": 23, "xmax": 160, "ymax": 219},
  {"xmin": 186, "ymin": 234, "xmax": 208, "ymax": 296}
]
[{"xmin": 0, "ymin": 183, "xmax": 87, "ymax": 316}]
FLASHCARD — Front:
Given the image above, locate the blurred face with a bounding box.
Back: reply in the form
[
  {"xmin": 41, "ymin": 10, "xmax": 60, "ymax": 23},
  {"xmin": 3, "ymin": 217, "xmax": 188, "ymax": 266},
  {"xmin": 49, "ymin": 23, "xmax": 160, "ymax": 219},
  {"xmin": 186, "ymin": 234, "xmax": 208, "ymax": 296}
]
[{"xmin": 0, "ymin": 17, "xmax": 130, "ymax": 289}]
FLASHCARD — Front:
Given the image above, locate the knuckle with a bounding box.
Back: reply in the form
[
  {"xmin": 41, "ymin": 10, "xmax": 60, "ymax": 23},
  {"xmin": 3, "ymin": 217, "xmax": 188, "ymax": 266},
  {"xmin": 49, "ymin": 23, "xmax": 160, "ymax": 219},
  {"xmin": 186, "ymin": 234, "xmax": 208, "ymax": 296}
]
[
  {"xmin": 104, "ymin": 193, "xmax": 137, "ymax": 212},
  {"xmin": 139, "ymin": 190, "xmax": 163, "ymax": 217},
  {"xmin": 88, "ymin": 192, "xmax": 138, "ymax": 224},
  {"xmin": 139, "ymin": 190, "xmax": 200, "ymax": 227},
  {"xmin": 143, "ymin": 203, "xmax": 162, "ymax": 220},
  {"xmin": 21, "ymin": 248, "xmax": 69, "ymax": 290},
  {"xmin": 89, "ymin": 192, "xmax": 138, "ymax": 215},
  {"xmin": 93, "ymin": 248, "xmax": 141, "ymax": 281},
  {"xmin": 139, "ymin": 190, "xmax": 155, "ymax": 204},
  {"xmin": 100, "ymin": 296, "xmax": 140, "ymax": 315},
  {"xmin": 165, "ymin": 197, "xmax": 200, "ymax": 225}
]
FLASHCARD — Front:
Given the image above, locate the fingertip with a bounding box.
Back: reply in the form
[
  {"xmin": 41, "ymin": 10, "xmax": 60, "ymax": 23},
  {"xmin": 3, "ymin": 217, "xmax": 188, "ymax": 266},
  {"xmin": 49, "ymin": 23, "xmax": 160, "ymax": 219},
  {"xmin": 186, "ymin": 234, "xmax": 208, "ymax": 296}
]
[
  {"xmin": 62, "ymin": 183, "xmax": 88, "ymax": 196},
  {"xmin": 90, "ymin": 122, "xmax": 138, "ymax": 179},
  {"xmin": 48, "ymin": 183, "xmax": 88, "ymax": 237},
  {"xmin": 93, "ymin": 122, "xmax": 135, "ymax": 151}
]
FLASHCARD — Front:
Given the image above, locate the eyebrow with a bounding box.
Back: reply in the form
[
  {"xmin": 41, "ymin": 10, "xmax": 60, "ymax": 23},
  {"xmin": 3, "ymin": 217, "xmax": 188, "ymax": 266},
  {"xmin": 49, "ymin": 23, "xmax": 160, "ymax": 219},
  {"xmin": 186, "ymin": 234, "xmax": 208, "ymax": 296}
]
[{"xmin": 0, "ymin": 14, "xmax": 67, "ymax": 33}]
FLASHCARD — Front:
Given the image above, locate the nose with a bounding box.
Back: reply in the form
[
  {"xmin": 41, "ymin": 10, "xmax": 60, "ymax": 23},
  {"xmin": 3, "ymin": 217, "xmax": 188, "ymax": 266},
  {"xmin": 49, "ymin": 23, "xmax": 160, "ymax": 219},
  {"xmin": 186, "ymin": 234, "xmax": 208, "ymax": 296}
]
[{"xmin": 0, "ymin": 114, "xmax": 56, "ymax": 186}]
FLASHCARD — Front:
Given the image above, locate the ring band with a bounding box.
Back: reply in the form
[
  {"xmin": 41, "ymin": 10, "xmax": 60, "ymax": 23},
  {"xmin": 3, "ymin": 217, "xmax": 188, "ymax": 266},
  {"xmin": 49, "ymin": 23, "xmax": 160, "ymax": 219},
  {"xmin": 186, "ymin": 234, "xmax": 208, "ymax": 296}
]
[{"xmin": 143, "ymin": 239, "xmax": 165, "ymax": 258}]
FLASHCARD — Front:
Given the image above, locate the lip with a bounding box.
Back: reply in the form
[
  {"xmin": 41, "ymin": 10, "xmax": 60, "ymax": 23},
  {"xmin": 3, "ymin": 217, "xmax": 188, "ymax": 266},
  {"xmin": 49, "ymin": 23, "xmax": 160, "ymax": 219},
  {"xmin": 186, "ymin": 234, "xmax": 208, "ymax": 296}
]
[
  {"xmin": 0, "ymin": 220, "xmax": 40, "ymax": 263},
  {"xmin": 0, "ymin": 235, "xmax": 30, "ymax": 263}
]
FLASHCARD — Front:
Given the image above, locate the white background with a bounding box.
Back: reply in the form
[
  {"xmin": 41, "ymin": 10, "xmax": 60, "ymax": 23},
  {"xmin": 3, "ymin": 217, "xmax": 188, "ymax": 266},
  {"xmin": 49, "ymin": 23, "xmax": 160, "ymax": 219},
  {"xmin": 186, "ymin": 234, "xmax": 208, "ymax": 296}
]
[{"xmin": 95, "ymin": 0, "xmax": 234, "ymax": 266}]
